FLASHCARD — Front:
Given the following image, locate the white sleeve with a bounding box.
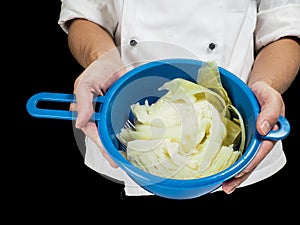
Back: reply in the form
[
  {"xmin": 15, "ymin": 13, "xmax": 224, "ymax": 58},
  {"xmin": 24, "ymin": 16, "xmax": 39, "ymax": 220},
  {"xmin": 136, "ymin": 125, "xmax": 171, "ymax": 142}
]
[
  {"xmin": 255, "ymin": 0, "xmax": 300, "ymax": 51},
  {"xmin": 58, "ymin": 0, "xmax": 118, "ymax": 37}
]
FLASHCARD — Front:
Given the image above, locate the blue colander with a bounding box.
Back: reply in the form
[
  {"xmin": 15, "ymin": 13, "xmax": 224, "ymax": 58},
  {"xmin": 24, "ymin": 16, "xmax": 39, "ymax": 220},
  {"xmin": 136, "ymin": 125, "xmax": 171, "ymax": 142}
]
[{"xmin": 26, "ymin": 58, "xmax": 290, "ymax": 199}]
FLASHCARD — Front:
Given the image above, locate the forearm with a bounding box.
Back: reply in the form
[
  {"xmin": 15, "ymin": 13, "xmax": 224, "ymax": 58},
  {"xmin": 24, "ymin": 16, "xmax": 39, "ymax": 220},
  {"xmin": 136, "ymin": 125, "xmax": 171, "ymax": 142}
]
[
  {"xmin": 67, "ymin": 18, "xmax": 118, "ymax": 68},
  {"xmin": 248, "ymin": 37, "xmax": 300, "ymax": 94}
]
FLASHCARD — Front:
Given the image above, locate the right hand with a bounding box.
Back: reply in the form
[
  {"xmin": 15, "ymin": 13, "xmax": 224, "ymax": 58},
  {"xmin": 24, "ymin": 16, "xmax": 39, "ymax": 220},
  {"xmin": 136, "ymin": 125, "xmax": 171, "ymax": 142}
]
[{"xmin": 70, "ymin": 58, "xmax": 127, "ymax": 168}]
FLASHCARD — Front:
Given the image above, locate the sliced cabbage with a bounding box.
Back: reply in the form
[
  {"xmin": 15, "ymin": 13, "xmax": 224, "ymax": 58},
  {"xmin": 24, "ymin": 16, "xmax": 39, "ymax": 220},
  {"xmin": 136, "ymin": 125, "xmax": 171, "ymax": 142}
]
[{"xmin": 117, "ymin": 61, "xmax": 245, "ymax": 179}]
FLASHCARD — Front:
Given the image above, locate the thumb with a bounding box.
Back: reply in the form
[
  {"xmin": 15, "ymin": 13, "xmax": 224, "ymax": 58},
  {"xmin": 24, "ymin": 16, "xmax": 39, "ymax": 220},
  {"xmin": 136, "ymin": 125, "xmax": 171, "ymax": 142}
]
[{"xmin": 250, "ymin": 81, "xmax": 284, "ymax": 136}]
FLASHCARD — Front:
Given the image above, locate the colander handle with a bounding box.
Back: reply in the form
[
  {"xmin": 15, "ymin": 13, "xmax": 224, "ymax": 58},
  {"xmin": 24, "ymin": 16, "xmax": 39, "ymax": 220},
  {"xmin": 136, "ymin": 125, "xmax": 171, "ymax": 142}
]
[
  {"xmin": 26, "ymin": 92, "xmax": 105, "ymax": 121},
  {"xmin": 261, "ymin": 115, "xmax": 290, "ymax": 141}
]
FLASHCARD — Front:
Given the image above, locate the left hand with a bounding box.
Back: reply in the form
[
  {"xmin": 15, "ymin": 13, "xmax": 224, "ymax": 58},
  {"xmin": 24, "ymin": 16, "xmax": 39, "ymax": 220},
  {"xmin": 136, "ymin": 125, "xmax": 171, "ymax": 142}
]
[{"xmin": 222, "ymin": 81, "xmax": 285, "ymax": 194}]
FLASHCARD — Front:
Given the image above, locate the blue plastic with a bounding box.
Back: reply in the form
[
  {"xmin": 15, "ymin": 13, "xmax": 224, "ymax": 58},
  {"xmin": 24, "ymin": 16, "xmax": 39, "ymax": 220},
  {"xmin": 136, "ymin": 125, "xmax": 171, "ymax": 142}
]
[{"xmin": 26, "ymin": 58, "xmax": 290, "ymax": 199}]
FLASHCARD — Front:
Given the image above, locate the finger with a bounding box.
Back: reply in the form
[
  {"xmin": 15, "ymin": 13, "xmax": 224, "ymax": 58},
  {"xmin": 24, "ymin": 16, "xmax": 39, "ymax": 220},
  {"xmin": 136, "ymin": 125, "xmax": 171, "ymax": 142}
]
[
  {"xmin": 222, "ymin": 140, "xmax": 275, "ymax": 194},
  {"xmin": 69, "ymin": 102, "xmax": 77, "ymax": 111},
  {"xmin": 222, "ymin": 172, "xmax": 252, "ymax": 194},
  {"xmin": 245, "ymin": 139, "xmax": 275, "ymax": 170},
  {"xmin": 235, "ymin": 141, "xmax": 274, "ymax": 179},
  {"xmin": 74, "ymin": 81, "xmax": 99, "ymax": 129}
]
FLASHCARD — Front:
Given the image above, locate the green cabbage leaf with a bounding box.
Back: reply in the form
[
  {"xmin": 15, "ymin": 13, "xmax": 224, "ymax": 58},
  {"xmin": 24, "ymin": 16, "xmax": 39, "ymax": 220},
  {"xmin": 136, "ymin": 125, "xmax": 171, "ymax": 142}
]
[{"xmin": 117, "ymin": 61, "xmax": 245, "ymax": 179}]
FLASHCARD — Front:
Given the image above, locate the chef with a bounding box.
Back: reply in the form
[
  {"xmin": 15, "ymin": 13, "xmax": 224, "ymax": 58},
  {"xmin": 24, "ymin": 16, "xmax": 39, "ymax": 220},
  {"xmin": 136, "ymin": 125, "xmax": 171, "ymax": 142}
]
[{"xmin": 58, "ymin": 0, "xmax": 300, "ymax": 196}]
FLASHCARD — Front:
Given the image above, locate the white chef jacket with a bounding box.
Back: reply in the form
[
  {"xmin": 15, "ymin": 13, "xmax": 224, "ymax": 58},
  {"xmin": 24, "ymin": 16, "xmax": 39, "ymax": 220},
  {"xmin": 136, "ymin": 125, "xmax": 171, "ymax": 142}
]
[{"xmin": 58, "ymin": 0, "xmax": 300, "ymax": 196}]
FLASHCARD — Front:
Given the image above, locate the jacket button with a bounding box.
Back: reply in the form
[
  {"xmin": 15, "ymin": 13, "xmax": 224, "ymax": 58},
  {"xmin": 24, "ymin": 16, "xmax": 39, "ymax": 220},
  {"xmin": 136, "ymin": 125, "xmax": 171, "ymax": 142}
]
[
  {"xmin": 130, "ymin": 39, "xmax": 138, "ymax": 46},
  {"xmin": 208, "ymin": 42, "xmax": 216, "ymax": 51}
]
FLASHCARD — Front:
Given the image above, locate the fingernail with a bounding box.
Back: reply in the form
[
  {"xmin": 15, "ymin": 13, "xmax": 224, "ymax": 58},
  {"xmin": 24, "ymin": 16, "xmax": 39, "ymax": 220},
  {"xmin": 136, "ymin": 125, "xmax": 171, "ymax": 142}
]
[{"xmin": 261, "ymin": 120, "xmax": 271, "ymax": 135}]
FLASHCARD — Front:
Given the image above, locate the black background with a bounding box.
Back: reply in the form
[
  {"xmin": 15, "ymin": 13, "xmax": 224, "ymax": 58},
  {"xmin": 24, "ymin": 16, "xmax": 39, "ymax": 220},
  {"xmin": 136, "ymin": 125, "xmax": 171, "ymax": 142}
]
[{"xmin": 9, "ymin": 1, "xmax": 299, "ymax": 220}]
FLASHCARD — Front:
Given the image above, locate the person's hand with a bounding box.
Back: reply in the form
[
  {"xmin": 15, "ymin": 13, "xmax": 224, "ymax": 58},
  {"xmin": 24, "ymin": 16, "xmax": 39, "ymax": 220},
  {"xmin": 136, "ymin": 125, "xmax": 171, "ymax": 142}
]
[
  {"xmin": 70, "ymin": 57, "xmax": 127, "ymax": 168},
  {"xmin": 222, "ymin": 81, "xmax": 285, "ymax": 194}
]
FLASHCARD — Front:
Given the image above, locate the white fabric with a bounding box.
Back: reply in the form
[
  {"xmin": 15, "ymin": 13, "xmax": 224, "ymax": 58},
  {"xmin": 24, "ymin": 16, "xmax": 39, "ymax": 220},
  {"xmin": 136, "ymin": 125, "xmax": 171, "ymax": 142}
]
[{"xmin": 58, "ymin": 0, "xmax": 299, "ymax": 196}]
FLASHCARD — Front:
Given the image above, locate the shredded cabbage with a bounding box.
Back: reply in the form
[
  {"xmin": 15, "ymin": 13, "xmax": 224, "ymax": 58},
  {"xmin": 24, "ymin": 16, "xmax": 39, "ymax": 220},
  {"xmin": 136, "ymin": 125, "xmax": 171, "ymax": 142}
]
[{"xmin": 117, "ymin": 61, "xmax": 245, "ymax": 179}]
